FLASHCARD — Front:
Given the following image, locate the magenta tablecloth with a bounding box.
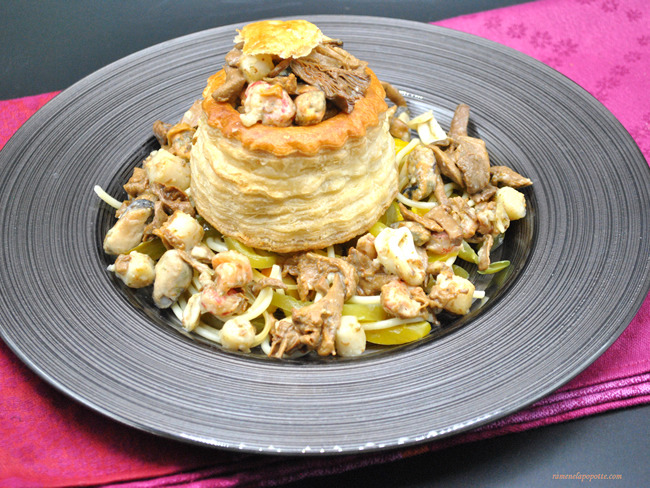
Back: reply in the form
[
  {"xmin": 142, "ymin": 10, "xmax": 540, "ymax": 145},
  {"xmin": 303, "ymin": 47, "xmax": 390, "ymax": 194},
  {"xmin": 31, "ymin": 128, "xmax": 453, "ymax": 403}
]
[{"xmin": 1, "ymin": 0, "xmax": 649, "ymax": 486}]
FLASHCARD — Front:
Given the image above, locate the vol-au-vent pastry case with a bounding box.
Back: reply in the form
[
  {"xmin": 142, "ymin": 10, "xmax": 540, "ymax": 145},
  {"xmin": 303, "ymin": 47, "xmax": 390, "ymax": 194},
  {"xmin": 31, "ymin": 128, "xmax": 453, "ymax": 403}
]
[{"xmin": 191, "ymin": 19, "xmax": 397, "ymax": 252}]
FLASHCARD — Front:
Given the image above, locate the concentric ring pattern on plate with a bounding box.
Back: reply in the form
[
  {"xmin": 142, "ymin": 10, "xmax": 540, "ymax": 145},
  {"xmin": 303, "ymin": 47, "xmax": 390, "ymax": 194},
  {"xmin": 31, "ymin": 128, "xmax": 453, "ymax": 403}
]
[{"xmin": 0, "ymin": 17, "xmax": 648, "ymax": 454}]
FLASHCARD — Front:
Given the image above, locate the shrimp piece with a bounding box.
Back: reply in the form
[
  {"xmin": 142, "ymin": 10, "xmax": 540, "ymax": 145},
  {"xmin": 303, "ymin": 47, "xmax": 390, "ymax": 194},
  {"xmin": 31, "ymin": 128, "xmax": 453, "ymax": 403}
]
[
  {"xmin": 200, "ymin": 285, "xmax": 249, "ymax": 317},
  {"xmin": 211, "ymin": 250, "xmax": 253, "ymax": 292},
  {"xmin": 380, "ymin": 280, "xmax": 429, "ymax": 319},
  {"xmin": 190, "ymin": 250, "xmax": 254, "ymax": 318},
  {"xmin": 240, "ymin": 81, "xmax": 296, "ymax": 127}
]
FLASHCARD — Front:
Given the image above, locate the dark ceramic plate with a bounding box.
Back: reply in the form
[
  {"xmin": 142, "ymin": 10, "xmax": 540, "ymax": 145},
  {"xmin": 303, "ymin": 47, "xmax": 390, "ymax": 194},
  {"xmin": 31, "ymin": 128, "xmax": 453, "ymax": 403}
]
[{"xmin": 0, "ymin": 17, "xmax": 648, "ymax": 454}]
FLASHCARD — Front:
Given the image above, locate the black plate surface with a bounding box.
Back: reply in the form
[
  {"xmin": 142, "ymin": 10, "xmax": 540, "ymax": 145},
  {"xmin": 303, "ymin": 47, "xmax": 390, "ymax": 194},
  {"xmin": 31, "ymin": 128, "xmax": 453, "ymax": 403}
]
[{"xmin": 1, "ymin": 17, "xmax": 648, "ymax": 454}]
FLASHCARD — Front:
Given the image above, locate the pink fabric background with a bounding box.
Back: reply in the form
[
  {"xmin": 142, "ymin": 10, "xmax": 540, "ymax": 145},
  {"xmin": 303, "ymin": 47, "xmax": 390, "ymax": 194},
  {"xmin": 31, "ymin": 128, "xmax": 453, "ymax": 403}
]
[{"xmin": 1, "ymin": 0, "xmax": 648, "ymax": 486}]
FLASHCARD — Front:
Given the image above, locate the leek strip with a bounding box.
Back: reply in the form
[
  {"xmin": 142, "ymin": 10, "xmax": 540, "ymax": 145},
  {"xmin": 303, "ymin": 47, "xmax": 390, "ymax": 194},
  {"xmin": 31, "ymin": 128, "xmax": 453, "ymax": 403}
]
[
  {"xmin": 396, "ymin": 192, "xmax": 437, "ymax": 209},
  {"xmin": 428, "ymin": 251, "xmax": 458, "ymax": 263},
  {"xmin": 224, "ymin": 237, "xmax": 277, "ymax": 268},
  {"xmin": 416, "ymin": 121, "xmax": 435, "ymax": 145},
  {"xmin": 369, "ymin": 221, "xmax": 387, "ymax": 237},
  {"xmin": 382, "ymin": 201, "xmax": 403, "ymax": 226},
  {"xmin": 93, "ymin": 185, "xmax": 122, "ymax": 209},
  {"xmin": 452, "ymin": 264, "xmax": 470, "ymax": 279},
  {"xmin": 362, "ymin": 316, "xmax": 424, "ymax": 331},
  {"xmin": 342, "ymin": 302, "xmax": 386, "ymax": 322},
  {"xmin": 347, "ymin": 295, "xmax": 381, "ymax": 305},
  {"xmin": 128, "ymin": 238, "xmax": 167, "ymax": 260},
  {"xmin": 365, "ymin": 321, "xmax": 431, "ymax": 345},
  {"xmin": 271, "ymin": 291, "xmax": 310, "ymax": 313},
  {"xmin": 477, "ymin": 260, "xmax": 510, "ymax": 275},
  {"xmin": 458, "ymin": 240, "xmax": 479, "ymax": 264},
  {"xmin": 406, "ymin": 111, "xmax": 433, "ymax": 128},
  {"xmin": 473, "ymin": 290, "xmax": 486, "ymax": 299},
  {"xmin": 426, "ymin": 115, "xmax": 448, "ymax": 142},
  {"xmin": 205, "ymin": 236, "xmax": 228, "ymax": 253}
]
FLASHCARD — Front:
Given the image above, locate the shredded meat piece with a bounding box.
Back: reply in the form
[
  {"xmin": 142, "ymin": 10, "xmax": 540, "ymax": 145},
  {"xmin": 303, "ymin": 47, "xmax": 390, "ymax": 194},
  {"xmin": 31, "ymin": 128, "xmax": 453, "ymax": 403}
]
[
  {"xmin": 268, "ymin": 274, "xmax": 346, "ymax": 357},
  {"xmin": 152, "ymin": 120, "xmax": 172, "ymax": 147},
  {"xmin": 355, "ymin": 233, "xmax": 377, "ymax": 258},
  {"xmin": 269, "ymin": 318, "xmax": 302, "ymax": 358},
  {"xmin": 249, "ymin": 277, "xmax": 287, "ymax": 295},
  {"xmin": 399, "ymin": 203, "xmax": 444, "ymax": 233},
  {"xmin": 381, "ymin": 280, "xmax": 430, "ymax": 319},
  {"xmin": 421, "ymin": 206, "xmax": 464, "ymax": 256},
  {"xmin": 477, "ymin": 234, "xmax": 494, "ymax": 271},
  {"xmin": 267, "ymin": 57, "xmax": 292, "ymax": 78},
  {"xmin": 142, "ymin": 200, "xmax": 169, "ymax": 240},
  {"xmin": 263, "ymin": 73, "xmax": 298, "ymax": 94},
  {"xmin": 474, "ymin": 201, "xmax": 499, "ymax": 236},
  {"xmin": 212, "ymin": 66, "xmax": 246, "ymax": 105},
  {"xmin": 290, "ymin": 45, "xmax": 370, "ymax": 113},
  {"xmin": 149, "ymin": 183, "xmax": 195, "ymax": 217},
  {"xmin": 346, "ymin": 247, "xmax": 394, "ymax": 296},
  {"xmin": 490, "ymin": 166, "xmax": 533, "ymax": 188},
  {"xmin": 224, "ymin": 45, "xmax": 243, "ymax": 67},
  {"xmin": 290, "ymin": 252, "xmax": 358, "ymax": 301},
  {"xmin": 291, "ymin": 273, "xmax": 346, "ymax": 356},
  {"xmin": 448, "ymin": 103, "xmax": 470, "ymax": 139},
  {"xmin": 471, "ymin": 184, "xmax": 497, "ymax": 203},
  {"xmin": 448, "ymin": 135, "xmax": 491, "ymax": 194},
  {"xmin": 123, "ymin": 167, "xmax": 149, "ymax": 199},
  {"xmin": 431, "ymin": 145, "xmax": 464, "ymax": 188},
  {"xmin": 447, "ymin": 196, "xmax": 478, "ymax": 239}
]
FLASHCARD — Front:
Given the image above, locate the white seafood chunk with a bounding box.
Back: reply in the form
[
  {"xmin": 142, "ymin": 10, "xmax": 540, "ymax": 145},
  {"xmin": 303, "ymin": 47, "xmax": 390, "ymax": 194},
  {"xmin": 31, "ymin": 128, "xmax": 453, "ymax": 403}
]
[
  {"xmin": 335, "ymin": 315, "xmax": 366, "ymax": 357},
  {"xmin": 495, "ymin": 186, "xmax": 527, "ymax": 220},
  {"xmin": 103, "ymin": 200, "xmax": 153, "ymax": 255},
  {"xmin": 436, "ymin": 273, "xmax": 475, "ymax": 315},
  {"xmin": 238, "ymin": 54, "xmax": 274, "ymax": 82},
  {"xmin": 220, "ymin": 317, "xmax": 257, "ymax": 352},
  {"xmin": 111, "ymin": 251, "xmax": 155, "ymax": 288},
  {"xmin": 374, "ymin": 227, "xmax": 427, "ymax": 286},
  {"xmin": 155, "ymin": 211, "xmax": 204, "ymax": 250},
  {"xmin": 152, "ymin": 249, "xmax": 193, "ymax": 308},
  {"xmin": 143, "ymin": 148, "xmax": 191, "ymax": 191}
]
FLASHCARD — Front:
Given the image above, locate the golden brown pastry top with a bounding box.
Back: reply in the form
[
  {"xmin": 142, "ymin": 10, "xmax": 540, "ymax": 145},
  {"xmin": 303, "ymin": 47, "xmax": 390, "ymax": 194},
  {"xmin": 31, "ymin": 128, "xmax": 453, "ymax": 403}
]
[
  {"xmin": 201, "ymin": 68, "xmax": 388, "ymax": 156},
  {"xmin": 234, "ymin": 19, "xmax": 325, "ymax": 59}
]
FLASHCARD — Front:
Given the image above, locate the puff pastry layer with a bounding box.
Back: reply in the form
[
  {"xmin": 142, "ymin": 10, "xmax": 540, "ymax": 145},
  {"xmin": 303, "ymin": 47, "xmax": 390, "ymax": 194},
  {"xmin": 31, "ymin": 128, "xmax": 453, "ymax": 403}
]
[{"xmin": 190, "ymin": 69, "xmax": 397, "ymax": 253}]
